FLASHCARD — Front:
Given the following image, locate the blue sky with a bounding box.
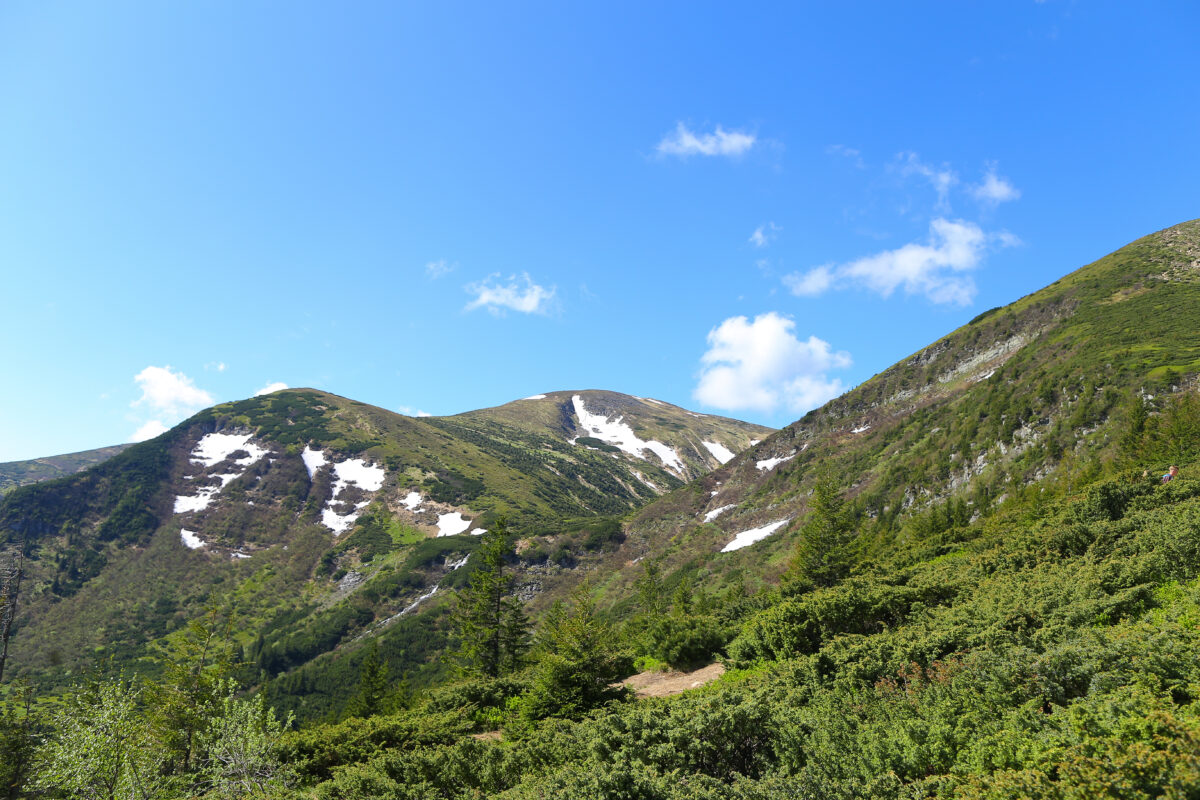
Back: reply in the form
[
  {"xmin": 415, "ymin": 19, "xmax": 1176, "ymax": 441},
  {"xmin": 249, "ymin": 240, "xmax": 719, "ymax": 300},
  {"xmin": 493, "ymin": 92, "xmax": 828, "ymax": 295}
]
[{"xmin": 1, "ymin": 1, "xmax": 1197, "ymax": 460}]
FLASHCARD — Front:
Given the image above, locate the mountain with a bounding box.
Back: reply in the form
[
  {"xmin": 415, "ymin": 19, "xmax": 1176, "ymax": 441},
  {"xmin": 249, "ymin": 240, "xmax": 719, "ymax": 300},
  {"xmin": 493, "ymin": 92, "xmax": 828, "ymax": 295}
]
[
  {"xmin": 0, "ymin": 444, "xmax": 131, "ymax": 494},
  {"xmin": 9, "ymin": 221, "xmax": 1200, "ymax": 799},
  {"xmin": 607, "ymin": 218, "xmax": 1200, "ymax": 595},
  {"xmin": 0, "ymin": 388, "xmax": 768, "ymax": 712}
]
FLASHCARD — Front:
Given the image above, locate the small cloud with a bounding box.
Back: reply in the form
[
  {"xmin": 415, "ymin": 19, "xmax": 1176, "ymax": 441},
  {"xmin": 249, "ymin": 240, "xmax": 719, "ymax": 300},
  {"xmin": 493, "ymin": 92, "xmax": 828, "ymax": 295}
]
[
  {"xmin": 132, "ymin": 366, "xmax": 214, "ymax": 418},
  {"xmin": 694, "ymin": 312, "xmax": 851, "ymax": 415},
  {"xmin": 464, "ymin": 272, "xmax": 555, "ymax": 315},
  {"xmin": 784, "ymin": 218, "xmax": 1016, "ymax": 306},
  {"xmin": 426, "ymin": 259, "xmax": 455, "ymax": 279},
  {"xmin": 749, "ymin": 222, "xmax": 780, "ymax": 248},
  {"xmin": 784, "ymin": 264, "xmax": 835, "ymax": 296},
  {"xmin": 826, "ymin": 144, "xmax": 866, "ymax": 169},
  {"xmin": 254, "ymin": 382, "xmax": 288, "ymax": 397},
  {"xmin": 657, "ymin": 123, "xmax": 756, "ymax": 159},
  {"xmin": 204, "ymin": 361, "xmax": 227, "ymax": 372},
  {"xmin": 130, "ymin": 419, "xmax": 169, "ymax": 442},
  {"xmin": 971, "ymin": 164, "xmax": 1021, "ymax": 206},
  {"xmin": 896, "ymin": 152, "xmax": 959, "ymax": 212},
  {"xmin": 397, "ymin": 405, "xmax": 433, "ymax": 418}
]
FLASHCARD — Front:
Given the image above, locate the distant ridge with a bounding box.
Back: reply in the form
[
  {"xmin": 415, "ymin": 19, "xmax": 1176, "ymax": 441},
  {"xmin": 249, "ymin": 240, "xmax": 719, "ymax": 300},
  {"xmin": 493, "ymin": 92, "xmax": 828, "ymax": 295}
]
[{"xmin": 0, "ymin": 443, "xmax": 131, "ymax": 493}]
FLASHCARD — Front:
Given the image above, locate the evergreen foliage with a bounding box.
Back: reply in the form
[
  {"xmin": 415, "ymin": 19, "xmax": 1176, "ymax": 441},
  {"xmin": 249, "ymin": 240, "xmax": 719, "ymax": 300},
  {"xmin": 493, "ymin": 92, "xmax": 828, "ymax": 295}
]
[{"xmin": 449, "ymin": 520, "xmax": 531, "ymax": 678}]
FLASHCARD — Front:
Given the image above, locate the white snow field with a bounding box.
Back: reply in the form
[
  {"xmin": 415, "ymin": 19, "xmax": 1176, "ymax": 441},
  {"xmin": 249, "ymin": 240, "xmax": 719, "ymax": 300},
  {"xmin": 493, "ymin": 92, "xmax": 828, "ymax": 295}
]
[
  {"xmin": 401, "ymin": 491, "xmax": 423, "ymax": 511},
  {"xmin": 174, "ymin": 433, "xmax": 271, "ymax": 514},
  {"xmin": 190, "ymin": 432, "xmax": 269, "ymax": 468},
  {"xmin": 571, "ymin": 395, "xmax": 684, "ymax": 473},
  {"xmin": 436, "ymin": 512, "xmax": 472, "ymax": 537},
  {"xmin": 301, "ymin": 446, "xmax": 328, "ymax": 478},
  {"xmin": 702, "ymin": 440, "xmax": 735, "ymax": 464},
  {"xmin": 309, "ymin": 456, "xmax": 388, "ymax": 535},
  {"xmin": 180, "ymin": 529, "xmax": 206, "ymax": 549},
  {"xmin": 703, "ymin": 504, "xmax": 736, "ymax": 523},
  {"xmin": 524, "ymin": 394, "xmax": 547, "ymax": 400},
  {"xmin": 721, "ymin": 519, "xmax": 792, "ymax": 553},
  {"xmin": 755, "ymin": 452, "xmax": 795, "ymax": 472}
]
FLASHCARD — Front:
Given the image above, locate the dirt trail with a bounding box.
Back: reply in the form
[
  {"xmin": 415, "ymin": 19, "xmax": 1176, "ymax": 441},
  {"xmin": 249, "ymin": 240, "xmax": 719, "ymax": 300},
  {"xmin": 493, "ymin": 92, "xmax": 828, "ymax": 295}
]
[{"xmin": 620, "ymin": 663, "xmax": 725, "ymax": 698}]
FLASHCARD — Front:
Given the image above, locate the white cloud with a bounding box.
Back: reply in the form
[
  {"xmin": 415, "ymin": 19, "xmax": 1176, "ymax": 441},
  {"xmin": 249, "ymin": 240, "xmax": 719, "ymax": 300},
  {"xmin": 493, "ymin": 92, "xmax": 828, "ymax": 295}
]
[
  {"xmin": 204, "ymin": 361, "xmax": 227, "ymax": 372},
  {"xmin": 397, "ymin": 405, "xmax": 433, "ymax": 417},
  {"xmin": 749, "ymin": 222, "xmax": 780, "ymax": 248},
  {"xmin": 897, "ymin": 152, "xmax": 958, "ymax": 212},
  {"xmin": 426, "ymin": 259, "xmax": 455, "ymax": 279},
  {"xmin": 130, "ymin": 419, "xmax": 169, "ymax": 442},
  {"xmin": 694, "ymin": 312, "xmax": 851, "ymax": 414},
  {"xmin": 971, "ymin": 165, "xmax": 1021, "ymax": 205},
  {"xmin": 464, "ymin": 272, "xmax": 555, "ymax": 315},
  {"xmin": 657, "ymin": 123, "xmax": 756, "ymax": 158},
  {"xmin": 132, "ymin": 366, "xmax": 214, "ymax": 418},
  {"xmin": 784, "ymin": 218, "xmax": 1017, "ymax": 306},
  {"xmin": 254, "ymin": 382, "xmax": 289, "ymax": 396}
]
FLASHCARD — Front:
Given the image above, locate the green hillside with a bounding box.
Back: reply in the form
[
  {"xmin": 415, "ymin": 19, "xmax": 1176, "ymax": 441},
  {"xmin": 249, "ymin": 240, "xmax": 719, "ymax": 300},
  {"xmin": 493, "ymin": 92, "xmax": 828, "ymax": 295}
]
[
  {"xmin": 0, "ymin": 388, "xmax": 768, "ymax": 715},
  {"xmin": 5, "ymin": 222, "xmax": 1200, "ymax": 798},
  {"xmin": 607, "ymin": 218, "xmax": 1200, "ymax": 600},
  {"xmin": 0, "ymin": 443, "xmax": 130, "ymax": 494}
]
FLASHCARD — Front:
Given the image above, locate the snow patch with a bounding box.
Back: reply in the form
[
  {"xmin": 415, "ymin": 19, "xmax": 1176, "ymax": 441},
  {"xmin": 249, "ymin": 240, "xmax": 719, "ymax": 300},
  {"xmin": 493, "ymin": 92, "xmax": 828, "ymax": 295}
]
[
  {"xmin": 399, "ymin": 585, "xmax": 439, "ymax": 616},
  {"xmin": 756, "ymin": 453, "xmax": 795, "ymax": 472},
  {"xmin": 704, "ymin": 504, "xmax": 735, "ymax": 523},
  {"xmin": 231, "ymin": 551, "xmax": 251, "ymax": 560},
  {"xmin": 721, "ymin": 519, "xmax": 792, "ymax": 553},
  {"xmin": 447, "ymin": 554, "xmax": 470, "ymax": 570},
  {"xmin": 571, "ymin": 395, "xmax": 684, "ymax": 473},
  {"xmin": 702, "ymin": 440, "xmax": 736, "ymax": 464},
  {"xmin": 174, "ymin": 490, "xmax": 218, "ymax": 514},
  {"xmin": 469, "ymin": 528, "xmax": 487, "ymax": 536},
  {"xmin": 332, "ymin": 459, "xmax": 386, "ymax": 493},
  {"xmin": 301, "ymin": 446, "xmax": 328, "ymax": 478},
  {"xmin": 523, "ymin": 394, "xmax": 547, "ymax": 400},
  {"xmin": 851, "ymin": 425, "xmax": 871, "ymax": 434},
  {"xmin": 631, "ymin": 470, "xmax": 661, "ymax": 492},
  {"xmin": 317, "ymin": 457, "xmax": 388, "ymax": 535},
  {"xmin": 180, "ymin": 529, "xmax": 205, "ymax": 549},
  {"xmin": 644, "ymin": 398, "xmax": 664, "ymax": 405},
  {"xmin": 174, "ymin": 433, "xmax": 272, "ymax": 515},
  {"xmin": 190, "ymin": 433, "xmax": 269, "ymax": 468},
  {"xmin": 437, "ymin": 512, "xmax": 472, "ymax": 537},
  {"xmin": 750, "ymin": 439, "xmax": 761, "ymax": 446},
  {"xmin": 401, "ymin": 491, "xmax": 423, "ymax": 511}
]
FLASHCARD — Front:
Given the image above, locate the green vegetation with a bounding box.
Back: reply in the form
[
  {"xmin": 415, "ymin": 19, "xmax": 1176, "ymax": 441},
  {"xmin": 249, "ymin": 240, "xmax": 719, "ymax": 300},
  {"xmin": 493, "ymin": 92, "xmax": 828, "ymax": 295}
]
[{"xmin": 4, "ymin": 222, "xmax": 1200, "ymax": 796}]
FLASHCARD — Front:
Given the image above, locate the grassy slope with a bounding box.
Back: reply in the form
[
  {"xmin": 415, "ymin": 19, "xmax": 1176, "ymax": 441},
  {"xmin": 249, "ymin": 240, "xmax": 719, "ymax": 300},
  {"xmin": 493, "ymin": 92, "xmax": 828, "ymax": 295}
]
[
  {"xmin": 0, "ymin": 444, "xmax": 131, "ymax": 494},
  {"xmin": 0, "ymin": 388, "xmax": 765, "ymax": 719},
  {"xmin": 605, "ymin": 219, "xmax": 1200, "ymax": 604}
]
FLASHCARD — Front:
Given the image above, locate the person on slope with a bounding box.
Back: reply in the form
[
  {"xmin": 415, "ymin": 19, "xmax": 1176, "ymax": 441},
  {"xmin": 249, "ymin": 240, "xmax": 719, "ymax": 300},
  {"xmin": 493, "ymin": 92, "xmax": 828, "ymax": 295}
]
[{"xmin": 1163, "ymin": 465, "xmax": 1180, "ymax": 483}]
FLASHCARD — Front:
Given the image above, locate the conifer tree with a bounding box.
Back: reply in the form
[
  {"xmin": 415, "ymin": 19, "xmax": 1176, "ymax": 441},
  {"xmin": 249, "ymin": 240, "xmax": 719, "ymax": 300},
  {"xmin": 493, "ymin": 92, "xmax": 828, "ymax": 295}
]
[
  {"xmin": 451, "ymin": 519, "xmax": 530, "ymax": 678},
  {"xmin": 347, "ymin": 640, "xmax": 389, "ymax": 718},
  {"xmin": 789, "ymin": 474, "xmax": 854, "ymax": 588}
]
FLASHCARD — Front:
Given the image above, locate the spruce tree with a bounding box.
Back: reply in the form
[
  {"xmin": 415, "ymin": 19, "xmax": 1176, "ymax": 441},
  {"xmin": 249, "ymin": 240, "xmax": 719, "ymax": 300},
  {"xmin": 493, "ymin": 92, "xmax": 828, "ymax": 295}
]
[
  {"xmin": 347, "ymin": 639, "xmax": 389, "ymax": 718},
  {"xmin": 789, "ymin": 474, "xmax": 854, "ymax": 588},
  {"xmin": 451, "ymin": 519, "xmax": 530, "ymax": 678}
]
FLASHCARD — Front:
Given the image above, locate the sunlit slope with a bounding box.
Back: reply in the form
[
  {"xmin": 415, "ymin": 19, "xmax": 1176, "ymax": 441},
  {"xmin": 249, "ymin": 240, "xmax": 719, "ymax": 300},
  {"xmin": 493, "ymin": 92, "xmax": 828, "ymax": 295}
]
[
  {"xmin": 0, "ymin": 387, "xmax": 767, "ymax": 701},
  {"xmin": 611, "ymin": 218, "xmax": 1200, "ymax": 589}
]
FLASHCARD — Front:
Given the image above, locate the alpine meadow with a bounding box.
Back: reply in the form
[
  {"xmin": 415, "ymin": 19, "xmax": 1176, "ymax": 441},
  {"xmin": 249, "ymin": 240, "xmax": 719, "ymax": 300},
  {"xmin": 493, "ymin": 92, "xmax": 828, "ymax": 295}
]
[
  {"xmin": 3, "ymin": 220, "xmax": 1200, "ymax": 797},
  {"xmin": 3, "ymin": 3, "xmax": 1200, "ymax": 799}
]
